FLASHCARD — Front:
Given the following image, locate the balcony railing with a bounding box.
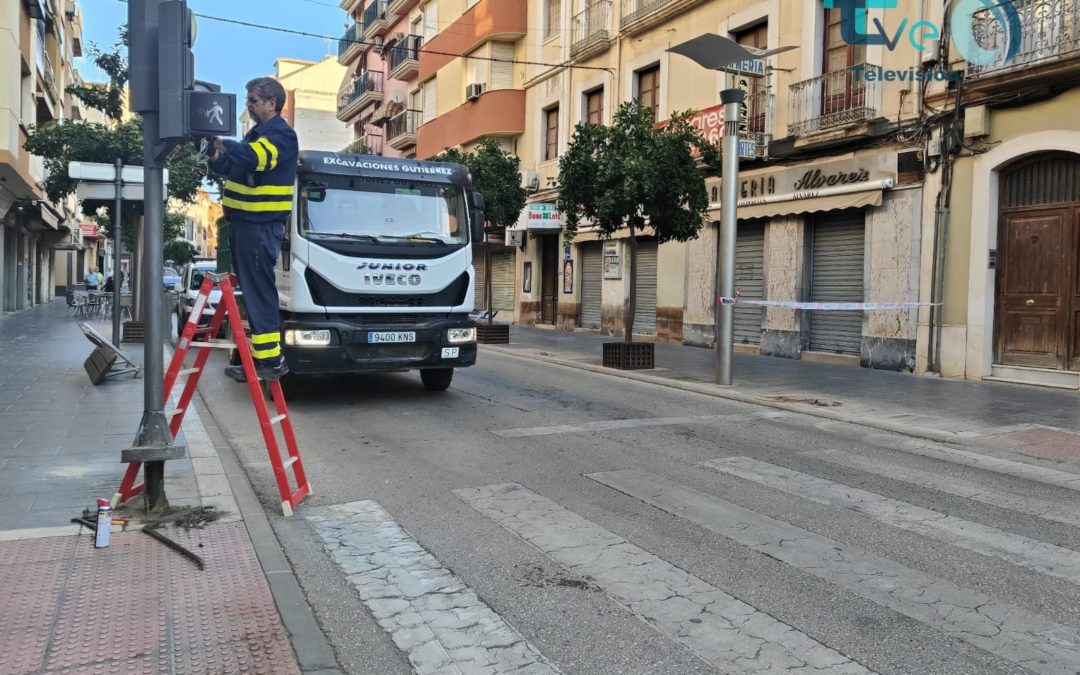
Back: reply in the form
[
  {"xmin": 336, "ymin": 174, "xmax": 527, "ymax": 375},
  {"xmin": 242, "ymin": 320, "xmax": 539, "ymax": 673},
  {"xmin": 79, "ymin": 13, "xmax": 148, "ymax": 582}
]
[
  {"xmin": 338, "ymin": 23, "xmax": 362, "ymax": 63},
  {"xmin": 571, "ymin": 1, "xmax": 611, "ymax": 58},
  {"xmin": 388, "ymin": 109, "xmax": 422, "ymax": 149},
  {"xmin": 389, "ymin": 35, "xmax": 423, "ymax": 80},
  {"xmin": 967, "ymin": 0, "xmax": 1080, "ymax": 77},
  {"xmin": 743, "ymin": 88, "xmax": 773, "ymax": 151},
  {"xmin": 337, "ymin": 71, "xmax": 385, "ymax": 120},
  {"xmin": 787, "ymin": 64, "xmax": 880, "ymax": 137},
  {"xmin": 363, "ymin": 0, "xmax": 390, "ymax": 38},
  {"xmin": 342, "ymin": 135, "xmax": 384, "ymax": 156}
]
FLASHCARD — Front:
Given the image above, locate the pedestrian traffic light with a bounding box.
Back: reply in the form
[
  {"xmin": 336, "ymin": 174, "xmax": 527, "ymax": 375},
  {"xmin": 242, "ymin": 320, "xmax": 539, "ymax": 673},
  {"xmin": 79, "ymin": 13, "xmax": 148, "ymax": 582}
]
[
  {"xmin": 188, "ymin": 82, "xmax": 236, "ymax": 136},
  {"xmin": 158, "ymin": 0, "xmax": 196, "ymax": 139}
]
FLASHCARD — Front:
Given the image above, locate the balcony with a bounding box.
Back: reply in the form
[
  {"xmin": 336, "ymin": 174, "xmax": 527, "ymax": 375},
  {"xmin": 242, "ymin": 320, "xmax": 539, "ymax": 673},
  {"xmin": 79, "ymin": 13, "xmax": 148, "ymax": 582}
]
[
  {"xmin": 337, "ymin": 71, "xmax": 385, "ymax": 122},
  {"xmin": 571, "ymin": 1, "xmax": 611, "ymax": 60},
  {"xmin": 342, "ymin": 135, "xmax": 384, "ymax": 156},
  {"xmin": 363, "ymin": 1, "xmax": 391, "ymax": 39},
  {"xmin": 787, "ymin": 64, "xmax": 880, "ymax": 137},
  {"xmin": 389, "ymin": 35, "xmax": 422, "ymax": 81},
  {"xmin": 387, "ymin": 0, "xmax": 420, "ymax": 16},
  {"xmin": 388, "ymin": 109, "xmax": 422, "ymax": 150},
  {"xmin": 965, "ymin": 0, "xmax": 1080, "ymax": 85},
  {"xmin": 419, "ymin": 0, "xmax": 527, "ymax": 80},
  {"xmin": 417, "ymin": 88, "xmax": 525, "ymax": 158},
  {"xmin": 619, "ymin": 0, "xmax": 704, "ymax": 37},
  {"xmin": 338, "ymin": 23, "xmax": 363, "ymax": 65},
  {"xmin": 742, "ymin": 89, "xmax": 773, "ymax": 159}
]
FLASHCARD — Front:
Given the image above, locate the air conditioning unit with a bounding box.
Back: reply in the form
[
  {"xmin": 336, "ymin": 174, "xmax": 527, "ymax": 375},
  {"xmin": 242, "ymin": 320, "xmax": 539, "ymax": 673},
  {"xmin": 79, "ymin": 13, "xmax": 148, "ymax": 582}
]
[{"xmin": 466, "ymin": 82, "xmax": 485, "ymax": 100}]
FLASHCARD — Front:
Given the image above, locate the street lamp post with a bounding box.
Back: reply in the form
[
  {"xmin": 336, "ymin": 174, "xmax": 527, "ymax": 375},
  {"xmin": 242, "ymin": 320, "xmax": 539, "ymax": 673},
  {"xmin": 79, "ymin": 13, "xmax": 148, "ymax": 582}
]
[{"xmin": 667, "ymin": 34, "xmax": 797, "ymax": 385}]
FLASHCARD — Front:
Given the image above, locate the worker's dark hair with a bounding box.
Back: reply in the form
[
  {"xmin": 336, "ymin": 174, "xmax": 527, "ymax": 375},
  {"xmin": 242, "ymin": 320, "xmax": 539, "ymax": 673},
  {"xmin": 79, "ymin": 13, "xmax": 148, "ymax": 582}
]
[{"xmin": 246, "ymin": 77, "xmax": 287, "ymax": 113}]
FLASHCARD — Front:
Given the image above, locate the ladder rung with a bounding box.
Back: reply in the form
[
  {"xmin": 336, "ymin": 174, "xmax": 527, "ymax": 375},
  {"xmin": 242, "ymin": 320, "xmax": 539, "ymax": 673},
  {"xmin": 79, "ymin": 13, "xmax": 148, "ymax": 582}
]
[
  {"xmin": 165, "ymin": 408, "xmax": 184, "ymax": 418},
  {"xmin": 178, "ymin": 368, "xmax": 200, "ymax": 377},
  {"xmin": 282, "ymin": 456, "xmax": 299, "ymax": 469},
  {"xmin": 269, "ymin": 414, "xmax": 287, "ymax": 426},
  {"xmin": 190, "ymin": 339, "xmax": 236, "ymax": 349}
]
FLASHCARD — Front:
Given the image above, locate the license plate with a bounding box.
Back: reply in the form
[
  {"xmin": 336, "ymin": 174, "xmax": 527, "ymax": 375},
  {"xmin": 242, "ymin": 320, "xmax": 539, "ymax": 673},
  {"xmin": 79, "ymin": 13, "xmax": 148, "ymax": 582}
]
[
  {"xmin": 441, "ymin": 347, "xmax": 459, "ymax": 359},
  {"xmin": 368, "ymin": 331, "xmax": 416, "ymax": 344}
]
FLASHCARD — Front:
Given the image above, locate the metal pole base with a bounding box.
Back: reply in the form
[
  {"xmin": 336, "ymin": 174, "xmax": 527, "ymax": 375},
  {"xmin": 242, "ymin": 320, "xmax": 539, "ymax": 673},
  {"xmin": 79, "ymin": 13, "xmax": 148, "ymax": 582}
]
[{"xmin": 129, "ymin": 410, "xmax": 181, "ymax": 513}]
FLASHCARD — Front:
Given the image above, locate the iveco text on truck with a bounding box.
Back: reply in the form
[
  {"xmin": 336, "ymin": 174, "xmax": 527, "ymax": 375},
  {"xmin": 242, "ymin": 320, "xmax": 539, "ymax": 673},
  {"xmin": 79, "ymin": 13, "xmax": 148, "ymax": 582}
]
[{"xmin": 271, "ymin": 151, "xmax": 485, "ymax": 391}]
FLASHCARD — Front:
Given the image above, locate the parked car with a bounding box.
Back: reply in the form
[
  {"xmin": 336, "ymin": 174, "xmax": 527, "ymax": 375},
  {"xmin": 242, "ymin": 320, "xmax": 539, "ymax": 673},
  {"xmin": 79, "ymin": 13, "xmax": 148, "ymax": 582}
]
[
  {"xmin": 171, "ymin": 260, "xmax": 223, "ymax": 339},
  {"xmin": 163, "ymin": 266, "xmax": 181, "ymax": 291}
]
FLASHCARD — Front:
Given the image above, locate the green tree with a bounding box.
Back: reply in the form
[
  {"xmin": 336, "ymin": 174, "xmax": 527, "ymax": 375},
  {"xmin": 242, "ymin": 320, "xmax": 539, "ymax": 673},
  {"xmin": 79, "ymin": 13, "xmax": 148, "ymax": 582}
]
[
  {"xmin": 556, "ymin": 102, "xmax": 719, "ymax": 343},
  {"xmin": 163, "ymin": 240, "xmax": 197, "ymax": 267},
  {"xmin": 431, "ymin": 138, "xmax": 526, "ymax": 323},
  {"xmin": 22, "ymin": 30, "xmax": 207, "ymax": 250}
]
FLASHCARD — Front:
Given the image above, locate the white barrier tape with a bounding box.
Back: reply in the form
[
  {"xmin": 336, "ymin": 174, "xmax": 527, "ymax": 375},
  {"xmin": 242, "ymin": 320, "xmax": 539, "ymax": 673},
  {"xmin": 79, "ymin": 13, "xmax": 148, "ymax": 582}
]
[{"xmin": 718, "ymin": 298, "xmax": 937, "ymax": 310}]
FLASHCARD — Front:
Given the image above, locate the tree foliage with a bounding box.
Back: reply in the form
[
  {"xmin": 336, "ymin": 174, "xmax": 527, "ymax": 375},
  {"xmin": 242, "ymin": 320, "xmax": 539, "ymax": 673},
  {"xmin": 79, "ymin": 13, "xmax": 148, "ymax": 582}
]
[
  {"xmin": 555, "ymin": 102, "xmax": 719, "ymax": 342},
  {"xmin": 163, "ymin": 240, "xmax": 197, "ymax": 267},
  {"xmin": 22, "ymin": 27, "xmax": 207, "ymax": 245},
  {"xmin": 431, "ymin": 139, "xmax": 526, "ymax": 321}
]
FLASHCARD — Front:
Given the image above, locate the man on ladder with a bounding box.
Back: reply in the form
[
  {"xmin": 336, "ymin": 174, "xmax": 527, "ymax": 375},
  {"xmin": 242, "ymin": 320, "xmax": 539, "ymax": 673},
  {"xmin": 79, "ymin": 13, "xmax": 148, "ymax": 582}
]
[{"xmin": 207, "ymin": 76, "xmax": 298, "ymax": 382}]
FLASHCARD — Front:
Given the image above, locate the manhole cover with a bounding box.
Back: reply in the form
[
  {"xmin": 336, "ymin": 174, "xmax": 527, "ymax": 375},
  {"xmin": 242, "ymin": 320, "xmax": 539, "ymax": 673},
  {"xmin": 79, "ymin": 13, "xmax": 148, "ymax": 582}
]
[{"xmin": 980, "ymin": 427, "xmax": 1080, "ymax": 462}]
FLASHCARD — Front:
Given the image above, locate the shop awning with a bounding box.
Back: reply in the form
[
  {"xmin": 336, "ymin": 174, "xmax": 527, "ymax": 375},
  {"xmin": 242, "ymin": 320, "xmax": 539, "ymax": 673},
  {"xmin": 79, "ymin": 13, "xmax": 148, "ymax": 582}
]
[{"xmin": 708, "ymin": 179, "xmax": 894, "ymax": 220}]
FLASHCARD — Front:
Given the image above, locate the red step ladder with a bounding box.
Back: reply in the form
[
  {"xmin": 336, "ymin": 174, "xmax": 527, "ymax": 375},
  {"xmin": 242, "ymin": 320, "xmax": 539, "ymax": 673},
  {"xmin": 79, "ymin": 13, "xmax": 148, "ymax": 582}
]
[{"xmin": 113, "ymin": 272, "xmax": 311, "ymax": 516}]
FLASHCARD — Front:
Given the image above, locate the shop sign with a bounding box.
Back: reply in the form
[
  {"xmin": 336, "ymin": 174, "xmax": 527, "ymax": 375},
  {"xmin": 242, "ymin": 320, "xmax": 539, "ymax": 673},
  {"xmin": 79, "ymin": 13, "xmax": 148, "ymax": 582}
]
[
  {"xmin": 79, "ymin": 223, "xmax": 99, "ymax": 239},
  {"xmin": 526, "ymin": 203, "xmax": 563, "ymax": 230},
  {"xmin": 716, "ymin": 155, "xmax": 897, "ymax": 204}
]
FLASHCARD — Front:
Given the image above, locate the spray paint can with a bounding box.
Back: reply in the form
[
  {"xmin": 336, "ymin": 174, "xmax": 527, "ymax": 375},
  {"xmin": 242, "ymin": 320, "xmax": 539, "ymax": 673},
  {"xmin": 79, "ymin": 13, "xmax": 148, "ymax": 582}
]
[{"xmin": 94, "ymin": 498, "xmax": 112, "ymax": 548}]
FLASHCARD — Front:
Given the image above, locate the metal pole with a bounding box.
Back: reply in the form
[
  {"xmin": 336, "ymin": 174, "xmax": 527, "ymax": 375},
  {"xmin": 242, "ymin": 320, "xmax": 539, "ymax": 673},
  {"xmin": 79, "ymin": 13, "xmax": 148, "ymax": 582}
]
[
  {"xmin": 112, "ymin": 158, "xmax": 123, "ymax": 344},
  {"xmin": 136, "ymin": 111, "xmax": 170, "ymax": 511},
  {"xmin": 715, "ymin": 88, "xmax": 744, "ymax": 386}
]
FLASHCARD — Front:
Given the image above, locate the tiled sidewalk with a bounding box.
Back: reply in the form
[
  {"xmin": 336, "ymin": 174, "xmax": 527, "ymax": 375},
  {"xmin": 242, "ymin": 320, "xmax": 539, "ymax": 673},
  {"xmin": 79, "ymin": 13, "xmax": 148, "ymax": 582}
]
[{"xmin": 0, "ymin": 523, "xmax": 298, "ymax": 674}]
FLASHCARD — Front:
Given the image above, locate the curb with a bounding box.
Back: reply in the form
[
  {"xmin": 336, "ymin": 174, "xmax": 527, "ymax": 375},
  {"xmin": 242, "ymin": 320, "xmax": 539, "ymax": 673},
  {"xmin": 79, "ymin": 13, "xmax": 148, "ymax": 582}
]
[
  {"xmin": 480, "ymin": 344, "xmax": 967, "ymax": 445},
  {"xmin": 190, "ymin": 391, "xmax": 342, "ymax": 674}
]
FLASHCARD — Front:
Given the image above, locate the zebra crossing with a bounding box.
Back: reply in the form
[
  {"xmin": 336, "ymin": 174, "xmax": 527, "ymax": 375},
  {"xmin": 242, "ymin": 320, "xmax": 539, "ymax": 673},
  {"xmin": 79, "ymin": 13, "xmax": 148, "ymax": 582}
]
[{"xmin": 306, "ymin": 437, "xmax": 1080, "ymax": 674}]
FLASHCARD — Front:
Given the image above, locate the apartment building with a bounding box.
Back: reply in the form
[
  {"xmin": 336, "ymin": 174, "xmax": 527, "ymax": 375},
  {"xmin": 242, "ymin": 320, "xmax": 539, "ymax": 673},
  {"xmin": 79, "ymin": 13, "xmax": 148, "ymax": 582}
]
[
  {"xmin": 169, "ymin": 189, "xmax": 222, "ymax": 259},
  {"xmin": 928, "ymin": 2, "xmax": 1080, "ymax": 390},
  {"xmin": 337, "ymin": 0, "xmax": 428, "ymax": 158},
  {"xmin": 1, "ymin": 0, "xmax": 84, "ymax": 313},
  {"xmin": 504, "ymin": 0, "xmax": 927, "ymax": 373},
  {"xmin": 242, "ymin": 57, "xmax": 352, "ymax": 153}
]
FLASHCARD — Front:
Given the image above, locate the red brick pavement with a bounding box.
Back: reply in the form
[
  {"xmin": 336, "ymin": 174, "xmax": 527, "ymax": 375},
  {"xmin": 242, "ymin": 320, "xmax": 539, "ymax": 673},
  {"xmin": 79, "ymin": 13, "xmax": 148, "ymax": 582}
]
[
  {"xmin": 0, "ymin": 522, "xmax": 300, "ymax": 675},
  {"xmin": 980, "ymin": 427, "xmax": 1080, "ymax": 463}
]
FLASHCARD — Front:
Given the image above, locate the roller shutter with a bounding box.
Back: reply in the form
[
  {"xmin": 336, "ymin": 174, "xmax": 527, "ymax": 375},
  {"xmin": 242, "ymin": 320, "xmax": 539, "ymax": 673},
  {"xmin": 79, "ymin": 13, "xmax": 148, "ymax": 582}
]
[
  {"xmin": 808, "ymin": 214, "xmax": 865, "ymax": 355},
  {"xmin": 734, "ymin": 221, "xmax": 765, "ymax": 345},
  {"xmin": 473, "ymin": 250, "xmax": 487, "ymax": 312},
  {"xmin": 489, "ymin": 249, "xmax": 515, "ymax": 312},
  {"xmin": 579, "ymin": 242, "xmax": 603, "ymax": 328},
  {"xmin": 631, "ymin": 240, "xmax": 657, "ymax": 336}
]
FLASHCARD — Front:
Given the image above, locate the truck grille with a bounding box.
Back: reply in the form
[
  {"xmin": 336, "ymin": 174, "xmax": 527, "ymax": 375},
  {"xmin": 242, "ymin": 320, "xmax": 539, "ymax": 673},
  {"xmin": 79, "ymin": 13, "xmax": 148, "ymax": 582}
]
[{"xmin": 305, "ymin": 268, "xmax": 470, "ymax": 308}]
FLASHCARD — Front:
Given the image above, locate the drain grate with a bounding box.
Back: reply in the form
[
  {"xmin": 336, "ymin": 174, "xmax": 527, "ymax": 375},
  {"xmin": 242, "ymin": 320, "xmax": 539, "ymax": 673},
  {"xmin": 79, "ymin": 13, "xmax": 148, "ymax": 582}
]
[{"xmin": 979, "ymin": 427, "xmax": 1080, "ymax": 462}]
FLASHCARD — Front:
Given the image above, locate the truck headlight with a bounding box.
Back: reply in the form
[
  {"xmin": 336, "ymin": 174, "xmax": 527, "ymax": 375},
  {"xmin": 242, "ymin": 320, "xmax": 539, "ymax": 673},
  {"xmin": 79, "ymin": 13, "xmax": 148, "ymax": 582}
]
[
  {"xmin": 447, "ymin": 327, "xmax": 476, "ymax": 344},
  {"xmin": 284, "ymin": 329, "xmax": 332, "ymax": 347}
]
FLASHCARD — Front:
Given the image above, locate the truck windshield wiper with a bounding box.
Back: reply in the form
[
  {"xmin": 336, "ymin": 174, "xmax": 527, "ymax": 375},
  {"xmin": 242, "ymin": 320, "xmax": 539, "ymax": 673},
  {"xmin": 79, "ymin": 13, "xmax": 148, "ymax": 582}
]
[
  {"xmin": 307, "ymin": 232, "xmax": 380, "ymax": 243},
  {"xmin": 377, "ymin": 234, "xmax": 447, "ymax": 246}
]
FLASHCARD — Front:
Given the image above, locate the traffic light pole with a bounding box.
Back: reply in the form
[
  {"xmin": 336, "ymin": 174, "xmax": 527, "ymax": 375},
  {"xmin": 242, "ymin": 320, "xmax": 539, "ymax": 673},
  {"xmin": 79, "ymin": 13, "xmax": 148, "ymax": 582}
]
[
  {"xmin": 112, "ymin": 158, "xmax": 123, "ymax": 345},
  {"xmin": 714, "ymin": 88, "xmax": 744, "ymax": 386}
]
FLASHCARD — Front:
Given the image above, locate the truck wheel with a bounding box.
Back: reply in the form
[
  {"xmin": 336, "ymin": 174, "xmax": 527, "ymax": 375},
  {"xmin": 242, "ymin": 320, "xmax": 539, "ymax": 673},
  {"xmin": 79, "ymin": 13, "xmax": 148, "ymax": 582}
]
[{"xmin": 421, "ymin": 368, "xmax": 453, "ymax": 391}]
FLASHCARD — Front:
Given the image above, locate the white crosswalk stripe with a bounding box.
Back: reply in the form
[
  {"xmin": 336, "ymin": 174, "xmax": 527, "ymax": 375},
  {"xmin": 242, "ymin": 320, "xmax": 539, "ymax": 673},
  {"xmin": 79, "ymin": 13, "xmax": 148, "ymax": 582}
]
[
  {"xmin": 885, "ymin": 439, "xmax": 1080, "ymax": 492},
  {"xmin": 455, "ymin": 482, "xmax": 874, "ymax": 675},
  {"xmin": 588, "ymin": 469, "xmax": 1080, "ymax": 675},
  {"xmin": 702, "ymin": 456, "xmax": 1080, "ymax": 585},
  {"xmin": 805, "ymin": 448, "xmax": 1080, "ymax": 529},
  {"xmin": 306, "ymin": 501, "xmax": 560, "ymax": 675}
]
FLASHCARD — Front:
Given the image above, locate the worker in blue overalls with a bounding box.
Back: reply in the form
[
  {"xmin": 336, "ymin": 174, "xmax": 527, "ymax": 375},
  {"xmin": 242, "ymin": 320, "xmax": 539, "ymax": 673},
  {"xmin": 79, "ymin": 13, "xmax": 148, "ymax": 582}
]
[{"xmin": 208, "ymin": 77, "xmax": 298, "ymax": 382}]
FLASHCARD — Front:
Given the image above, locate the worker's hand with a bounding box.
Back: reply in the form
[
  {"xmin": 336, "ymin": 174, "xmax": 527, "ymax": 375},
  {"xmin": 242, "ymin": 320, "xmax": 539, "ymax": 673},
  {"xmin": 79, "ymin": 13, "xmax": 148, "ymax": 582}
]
[{"xmin": 212, "ymin": 137, "xmax": 225, "ymax": 154}]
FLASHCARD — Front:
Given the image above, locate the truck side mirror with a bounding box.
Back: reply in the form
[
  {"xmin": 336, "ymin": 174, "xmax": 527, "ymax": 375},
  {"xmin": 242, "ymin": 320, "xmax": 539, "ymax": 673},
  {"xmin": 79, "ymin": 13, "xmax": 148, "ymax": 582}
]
[{"xmin": 469, "ymin": 191, "xmax": 486, "ymax": 243}]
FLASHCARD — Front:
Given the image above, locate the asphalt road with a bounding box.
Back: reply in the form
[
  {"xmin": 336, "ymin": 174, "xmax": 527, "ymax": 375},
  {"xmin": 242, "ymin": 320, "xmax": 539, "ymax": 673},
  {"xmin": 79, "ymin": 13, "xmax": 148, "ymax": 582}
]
[{"xmin": 196, "ymin": 347, "xmax": 1080, "ymax": 675}]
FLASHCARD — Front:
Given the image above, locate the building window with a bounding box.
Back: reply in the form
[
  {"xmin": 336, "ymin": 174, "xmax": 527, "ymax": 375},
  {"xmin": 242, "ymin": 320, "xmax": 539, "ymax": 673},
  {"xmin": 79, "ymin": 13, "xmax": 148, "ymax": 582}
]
[
  {"xmin": 545, "ymin": 0, "xmax": 561, "ymax": 39},
  {"xmin": 585, "ymin": 88, "xmax": 603, "ymax": 126},
  {"xmin": 735, "ymin": 22, "xmax": 768, "ymax": 136},
  {"xmin": 544, "ymin": 106, "xmax": 559, "ymax": 161},
  {"xmin": 823, "ymin": 5, "xmax": 866, "ymax": 115},
  {"xmin": 636, "ymin": 65, "xmax": 660, "ymax": 122}
]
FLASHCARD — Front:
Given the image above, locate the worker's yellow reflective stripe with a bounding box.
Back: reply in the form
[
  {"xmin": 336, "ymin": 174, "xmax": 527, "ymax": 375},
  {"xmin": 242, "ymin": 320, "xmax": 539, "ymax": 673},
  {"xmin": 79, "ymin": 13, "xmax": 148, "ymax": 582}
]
[
  {"xmin": 249, "ymin": 141, "xmax": 268, "ymax": 171},
  {"xmin": 256, "ymin": 137, "xmax": 279, "ymax": 170},
  {"xmin": 251, "ymin": 332, "xmax": 279, "ymax": 345},
  {"xmin": 222, "ymin": 197, "xmax": 292, "ymax": 212},
  {"xmin": 224, "ymin": 180, "xmax": 294, "ymax": 196},
  {"xmin": 251, "ymin": 345, "xmax": 282, "ymax": 359}
]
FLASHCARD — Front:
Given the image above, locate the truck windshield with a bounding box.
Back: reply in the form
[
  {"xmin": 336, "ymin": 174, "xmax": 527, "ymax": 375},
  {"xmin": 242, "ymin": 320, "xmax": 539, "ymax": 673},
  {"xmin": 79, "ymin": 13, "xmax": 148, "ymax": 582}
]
[{"xmin": 302, "ymin": 179, "xmax": 468, "ymax": 245}]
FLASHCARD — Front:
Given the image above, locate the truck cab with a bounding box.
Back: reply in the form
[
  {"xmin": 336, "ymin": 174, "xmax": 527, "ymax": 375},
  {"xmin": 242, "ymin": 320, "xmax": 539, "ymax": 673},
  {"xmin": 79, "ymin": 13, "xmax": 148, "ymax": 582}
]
[{"xmin": 276, "ymin": 152, "xmax": 485, "ymax": 391}]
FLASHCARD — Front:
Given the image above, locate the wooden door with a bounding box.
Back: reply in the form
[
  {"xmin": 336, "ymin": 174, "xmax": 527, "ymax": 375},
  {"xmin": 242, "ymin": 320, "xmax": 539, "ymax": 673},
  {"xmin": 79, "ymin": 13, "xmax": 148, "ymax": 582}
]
[
  {"xmin": 1070, "ymin": 207, "xmax": 1080, "ymax": 371},
  {"xmin": 823, "ymin": 7, "xmax": 866, "ymax": 118},
  {"xmin": 995, "ymin": 208, "xmax": 1073, "ymax": 368},
  {"xmin": 540, "ymin": 236, "xmax": 559, "ymax": 324}
]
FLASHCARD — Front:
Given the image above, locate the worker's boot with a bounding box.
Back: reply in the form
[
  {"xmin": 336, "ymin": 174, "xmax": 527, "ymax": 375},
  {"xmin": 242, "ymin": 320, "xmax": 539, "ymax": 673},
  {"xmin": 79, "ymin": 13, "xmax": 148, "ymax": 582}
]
[
  {"xmin": 224, "ymin": 365, "xmax": 247, "ymax": 383},
  {"xmin": 254, "ymin": 356, "xmax": 289, "ymax": 381}
]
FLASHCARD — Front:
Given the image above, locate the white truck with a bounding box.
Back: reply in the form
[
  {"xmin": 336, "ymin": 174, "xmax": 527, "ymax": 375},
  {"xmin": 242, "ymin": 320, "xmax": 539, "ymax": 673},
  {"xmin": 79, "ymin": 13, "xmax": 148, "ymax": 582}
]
[{"xmin": 266, "ymin": 151, "xmax": 485, "ymax": 391}]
